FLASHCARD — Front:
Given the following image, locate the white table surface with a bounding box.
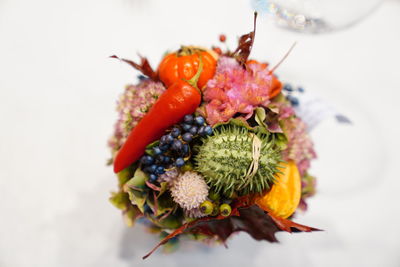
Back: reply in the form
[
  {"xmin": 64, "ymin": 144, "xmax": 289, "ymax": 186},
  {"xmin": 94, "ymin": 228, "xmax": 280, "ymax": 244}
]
[{"xmin": 1, "ymin": 0, "xmax": 400, "ymax": 266}]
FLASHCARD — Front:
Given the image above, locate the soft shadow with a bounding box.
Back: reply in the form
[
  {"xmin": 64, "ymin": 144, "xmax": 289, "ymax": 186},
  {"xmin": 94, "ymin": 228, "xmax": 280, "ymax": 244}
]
[{"xmin": 118, "ymin": 226, "xmax": 262, "ymax": 267}]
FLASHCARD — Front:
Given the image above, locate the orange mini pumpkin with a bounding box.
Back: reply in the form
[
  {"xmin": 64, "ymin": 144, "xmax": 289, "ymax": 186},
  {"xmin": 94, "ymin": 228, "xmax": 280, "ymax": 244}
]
[
  {"xmin": 158, "ymin": 46, "xmax": 217, "ymax": 90},
  {"xmin": 255, "ymin": 161, "xmax": 301, "ymax": 219}
]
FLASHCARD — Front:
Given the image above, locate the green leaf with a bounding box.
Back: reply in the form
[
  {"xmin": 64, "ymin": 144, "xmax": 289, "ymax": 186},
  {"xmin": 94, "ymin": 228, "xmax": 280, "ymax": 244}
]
[
  {"xmin": 273, "ymin": 133, "xmax": 288, "ymax": 150},
  {"xmin": 254, "ymin": 107, "xmax": 273, "ymax": 135},
  {"xmin": 124, "ymin": 168, "xmax": 148, "ymax": 213},
  {"xmin": 157, "ymin": 182, "xmax": 169, "ymax": 198},
  {"xmin": 254, "ymin": 125, "xmax": 269, "ymax": 135},
  {"xmin": 126, "ymin": 189, "xmax": 147, "ymax": 213},
  {"xmin": 145, "ymin": 140, "xmax": 160, "ymax": 156},
  {"xmin": 117, "ymin": 165, "xmax": 136, "ymax": 186},
  {"xmin": 147, "ymin": 192, "xmax": 176, "ymax": 218},
  {"xmin": 213, "ymin": 117, "xmax": 254, "ymax": 131},
  {"xmin": 266, "ymin": 104, "xmax": 280, "ymax": 114},
  {"xmin": 158, "ymin": 215, "xmax": 182, "ymax": 229},
  {"xmin": 123, "ymin": 205, "xmax": 142, "ymax": 227},
  {"xmin": 125, "ymin": 168, "xmax": 147, "ymax": 189},
  {"xmin": 272, "ymin": 92, "xmax": 286, "ymax": 103},
  {"xmin": 109, "ymin": 191, "xmax": 130, "ymax": 210},
  {"xmin": 254, "ymin": 107, "xmax": 266, "ymax": 127}
]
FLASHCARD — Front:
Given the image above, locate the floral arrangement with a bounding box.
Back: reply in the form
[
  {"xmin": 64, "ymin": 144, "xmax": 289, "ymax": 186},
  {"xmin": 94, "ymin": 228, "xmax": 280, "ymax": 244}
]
[{"xmin": 108, "ymin": 14, "xmax": 319, "ymax": 259}]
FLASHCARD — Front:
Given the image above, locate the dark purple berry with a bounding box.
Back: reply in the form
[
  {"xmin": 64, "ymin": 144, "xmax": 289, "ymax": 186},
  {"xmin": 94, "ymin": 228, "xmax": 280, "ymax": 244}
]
[
  {"xmin": 159, "ymin": 143, "xmax": 170, "ymax": 152},
  {"xmin": 153, "ymin": 147, "xmax": 162, "ymax": 155},
  {"xmin": 194, "ymin": 116, "xmax": 205, "ymax": 125},
  {"xmin": 140, "ymin": 155, "xmax": 154, "ymax": 166},
  {"xmin": 204, "ymin": 126, "xmax": 213, "ymax": 136},
  {"xmin": 165, "ymin": 134, "xmax": 174, "ymax": 144},
  {"xmin": 156, "ymin": 166, "xmax": 165, "ymax": 175},
  {"xmin": 137, "ymin": 75, "xmax": 148, "ymax": 81},
  {"xmin": 182, "ymin": 144, "xmax": 189, "ymax": 156},
  {"xmin": 283, "ymin": 84, "xmax": 293, "ymax": 92},
  {"xmin": 297, "ymin": 86, "xmax": 304, "ymax": 93},
  {"xmin": 181, "ymin": 123, "xmax": 192, "ymax": 132},
  {"xmin": 163, "ymin": 156, "xmax": 171, "ymax": 164},
  {"xmin": 172, "ymin": 139, "xmax": 183, "ymax": 151},
  {"xmin": 189, "ymin": 126, "xmax": 198, "ymax": 135},
  {"xmin": 183, "ymin": 114, "xmax": 194, "ymax": 124},
  {"xmin": 175, "ymin": 158, "xmax": 185, "ymax": 167},
  {"xmin": 160, "ymin": 135, "xmax": 168, "ymax": 144},
  {"xmin": 171, "ymin": 128, "xmax": 181, "ymax": 138},
  {"xmin": 148, "ymin": 164, "xmax": 157, "ymax": 173},
  {"xmin": 198, "ymin": 126, "xmax": 206, "ymax": 136},
  {"xmin": 182, "ymin": 133, "xmax": 193, "ymax": 142},
  {"xmin": 287, "ymin": 95, "xmax": 299, "ymax": 106},
  {"xmin": 155, "ymin": 155, "xmax": 165, "ymax": 164},
  {"xmin": 149, "ymin": 174, "xmax": 158, "ymax": 182}
]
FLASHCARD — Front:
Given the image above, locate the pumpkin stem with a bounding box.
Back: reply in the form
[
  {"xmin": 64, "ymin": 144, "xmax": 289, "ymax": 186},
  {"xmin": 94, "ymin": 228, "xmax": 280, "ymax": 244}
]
[
  {"xmin": 177, "ymin": 46, "xmax": 194, "ymax": 56},
  {"xmin": 177, "ymin": 46, "xmax": 206, "ymax": 57},
  {"xmin": 186, "ymin": 54, "xmax": 204, "ymax": 92}
]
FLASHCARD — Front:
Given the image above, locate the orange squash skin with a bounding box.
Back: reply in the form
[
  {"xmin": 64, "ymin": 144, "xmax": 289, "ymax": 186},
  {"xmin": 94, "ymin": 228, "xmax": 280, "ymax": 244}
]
[{"xmin": 255, "ymin": 161, "xmax": 301, "ymax": 219}]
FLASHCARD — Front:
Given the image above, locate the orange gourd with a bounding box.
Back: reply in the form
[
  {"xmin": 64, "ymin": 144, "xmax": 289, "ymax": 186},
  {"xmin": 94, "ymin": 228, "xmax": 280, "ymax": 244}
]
[
  {"xmin": 255, "ymin": 161, "xmax": 301, "ymax": 219},
  {"xmin": 158, "ymin": 46, "xmax": 217, "ymax": 89}
]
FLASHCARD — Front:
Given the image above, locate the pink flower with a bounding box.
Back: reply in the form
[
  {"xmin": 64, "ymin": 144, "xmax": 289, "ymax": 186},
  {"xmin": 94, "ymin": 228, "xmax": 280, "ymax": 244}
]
[
  {"xmin": 202, "ymin": 57, "xmax": 273, "ymax": 125},
  {"xmin": 280, "ymin": 105, "xmax": 317, "ymax": 176},
  {"xmin": 108, "ymin": 80, "xmax": 165, "ymax": 156}
]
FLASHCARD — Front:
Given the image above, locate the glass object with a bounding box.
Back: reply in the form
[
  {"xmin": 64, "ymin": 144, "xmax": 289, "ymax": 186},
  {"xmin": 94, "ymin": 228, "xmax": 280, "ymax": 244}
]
[{"xmin": 252, "ymin": 0, "xmax": 383, "ymax": 33}]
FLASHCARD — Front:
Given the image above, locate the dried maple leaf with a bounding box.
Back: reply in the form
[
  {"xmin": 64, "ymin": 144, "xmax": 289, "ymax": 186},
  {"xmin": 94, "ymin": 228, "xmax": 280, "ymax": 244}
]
[
  {"xmin": 268, "ymin": 212, "xmax": 320, "ymax": 233},
  {"xmin": 232, "ymin": 12, "xmax": 258, "ymax": 66},
  {"xmin": 110, "ymin": 55, "xmax": 158, "ymax": 81},
  {"xmin": 142, "ymin": 204, "xmax": 320, "ymax": 259},
  {"xmin": 193, "ymin": 205, "xmax": 281, "ymax": 243}
]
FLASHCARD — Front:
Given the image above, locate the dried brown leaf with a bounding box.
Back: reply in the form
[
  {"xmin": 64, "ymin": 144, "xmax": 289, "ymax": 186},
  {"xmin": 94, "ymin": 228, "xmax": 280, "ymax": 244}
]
[
  {"xmin": 232, "ymin": 12, "xmax": 258, "ymax": 66},
  {"xmin": 110, "ymin": 55, "xmax": 158, "ymax": 81}
]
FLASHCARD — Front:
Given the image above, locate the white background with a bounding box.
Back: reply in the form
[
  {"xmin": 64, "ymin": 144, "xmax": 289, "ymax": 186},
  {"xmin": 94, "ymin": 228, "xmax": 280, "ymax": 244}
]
[{"xmin": 1, "ymin": 0, "xmax": 400, "ymax": 266}]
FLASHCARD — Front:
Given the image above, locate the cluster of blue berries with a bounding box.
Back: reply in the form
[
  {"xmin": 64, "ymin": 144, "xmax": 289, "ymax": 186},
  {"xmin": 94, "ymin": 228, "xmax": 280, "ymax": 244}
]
[
  {"xmin": 283, "ymin": 83, "xmax": 304, "ymax": 107},
  {"xmin": 140, "ymin": 114, "xmax": 213, "ymax": 183}
]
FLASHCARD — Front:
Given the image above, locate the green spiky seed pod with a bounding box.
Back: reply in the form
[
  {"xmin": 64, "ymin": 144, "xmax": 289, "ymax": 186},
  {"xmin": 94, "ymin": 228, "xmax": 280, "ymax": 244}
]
[
  {"xmin": 219, "ymin": 204, "xmax": 232, "ymax": 217},
  {"xmin": 194, "ymin": 126, "xmax": 282, "ymax": 196}
]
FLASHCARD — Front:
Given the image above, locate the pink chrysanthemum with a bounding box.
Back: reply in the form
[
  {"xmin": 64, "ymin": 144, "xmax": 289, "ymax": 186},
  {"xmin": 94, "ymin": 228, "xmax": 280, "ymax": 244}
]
[
  {"xmin": 202, "ymin": 57, "xmax": 273, "ymax": 125},
  {"xmin": 108, "ymin": 80, "xmax": 165, "ymax": 157}
]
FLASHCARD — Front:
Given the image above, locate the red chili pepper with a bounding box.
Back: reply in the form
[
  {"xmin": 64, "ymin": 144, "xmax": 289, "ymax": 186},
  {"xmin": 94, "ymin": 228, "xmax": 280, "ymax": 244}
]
[{"xmin": 113, "ymin": 59, "xmax": 204, "ymax": 173}]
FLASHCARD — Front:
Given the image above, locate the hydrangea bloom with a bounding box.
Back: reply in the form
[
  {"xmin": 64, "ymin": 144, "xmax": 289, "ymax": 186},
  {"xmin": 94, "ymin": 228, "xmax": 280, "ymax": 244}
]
[
  {"xmin": 280, "ymin": 104, "xmax": 317, "ymax": 176},
  {"xmin": 202, "ymin": 57, "xmax": 273, "ymax": 125},
  {"xmin": 299, "ymin": 173, "xmax": 317, "ymax": 211},
  {"xmin": 108, "ymin": 80, "xmax": 165, "ymax": 156}
]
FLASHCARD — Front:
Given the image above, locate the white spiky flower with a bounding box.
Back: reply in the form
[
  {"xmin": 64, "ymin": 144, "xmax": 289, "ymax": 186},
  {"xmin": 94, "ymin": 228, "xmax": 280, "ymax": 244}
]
[
  {"xmin": 170, "ymin": 171, "xmax": 209, "ymax": 210},
  {"xmin": 184, "ymin": 207, "xmax": 207, "ymax": 219}
]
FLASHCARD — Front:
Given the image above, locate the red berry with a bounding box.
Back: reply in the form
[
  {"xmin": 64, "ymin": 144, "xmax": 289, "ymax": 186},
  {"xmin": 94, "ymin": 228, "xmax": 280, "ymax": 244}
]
[{"xmin": 213, "ymin": 47, "xmax": 222, "ymax": 55}]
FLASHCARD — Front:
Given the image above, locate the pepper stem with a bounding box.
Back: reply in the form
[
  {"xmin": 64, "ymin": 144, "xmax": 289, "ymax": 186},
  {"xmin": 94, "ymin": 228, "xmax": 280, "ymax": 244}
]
[{"xmin": 186, "ymin": 54, "xmax": 204, "ymax": 92}]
